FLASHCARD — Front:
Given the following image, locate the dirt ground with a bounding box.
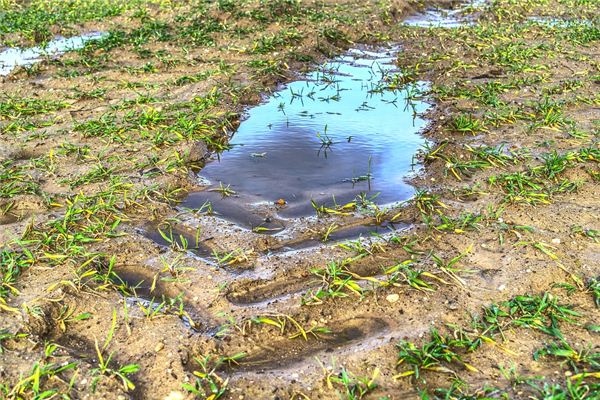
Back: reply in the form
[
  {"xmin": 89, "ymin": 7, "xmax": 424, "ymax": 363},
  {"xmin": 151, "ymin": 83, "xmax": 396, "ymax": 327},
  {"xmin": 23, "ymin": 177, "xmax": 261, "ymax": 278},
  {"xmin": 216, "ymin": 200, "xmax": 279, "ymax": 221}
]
[{"xmin": 0, "ymin": 0, "xmax": 599, "ymax": 399}]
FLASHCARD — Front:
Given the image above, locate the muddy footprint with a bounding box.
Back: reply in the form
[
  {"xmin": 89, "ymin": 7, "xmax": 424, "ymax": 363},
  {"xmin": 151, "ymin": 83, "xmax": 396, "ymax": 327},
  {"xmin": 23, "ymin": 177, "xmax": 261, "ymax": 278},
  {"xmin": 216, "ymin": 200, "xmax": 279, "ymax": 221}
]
[{"xmin": 232, "ymin": 316, "xmax": 389, "ymax": 372}]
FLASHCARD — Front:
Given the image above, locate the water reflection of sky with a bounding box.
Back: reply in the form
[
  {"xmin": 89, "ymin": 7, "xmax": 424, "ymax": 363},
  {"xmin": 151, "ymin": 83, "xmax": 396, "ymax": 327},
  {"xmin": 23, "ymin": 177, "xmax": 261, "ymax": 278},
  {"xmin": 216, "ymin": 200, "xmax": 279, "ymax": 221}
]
[
  {"xmin": 187, "ymin": 48, "xmax": 430, "ymax": 215},
  {"xmin": 403, "ymin": 0, "xmax": 487, "ymax": 28},
  {"xmin": 0, "ymin": 32, "xmax": 106, "ymax": 75}
]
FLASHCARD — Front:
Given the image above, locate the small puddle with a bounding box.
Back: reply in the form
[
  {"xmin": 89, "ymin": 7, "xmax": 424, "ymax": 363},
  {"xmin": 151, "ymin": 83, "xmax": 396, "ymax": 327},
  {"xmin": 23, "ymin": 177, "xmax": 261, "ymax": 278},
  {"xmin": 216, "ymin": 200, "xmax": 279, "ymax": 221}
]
[
  {"xmin": 182, "ymin": 47, "xmax": 430, "ymax": 227},
  {"xmin": 0, "ymin": 32, "xmax": 106, "ymax": 76},
  {"xmin": 403, "ymin": 0, "xmax": 486, "ymax": 27}
]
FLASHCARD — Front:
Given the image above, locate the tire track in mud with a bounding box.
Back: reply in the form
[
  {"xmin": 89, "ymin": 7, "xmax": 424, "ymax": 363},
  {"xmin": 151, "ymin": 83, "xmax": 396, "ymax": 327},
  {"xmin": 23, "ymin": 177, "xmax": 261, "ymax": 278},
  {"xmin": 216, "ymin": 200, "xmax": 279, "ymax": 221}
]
[
  {"xmin": 228, "ymin": 317, "xmax": 389, "ymax": 373},
  {"xmin": 131, "ymin": 200, "xmax": 417, "ymax": 362}
]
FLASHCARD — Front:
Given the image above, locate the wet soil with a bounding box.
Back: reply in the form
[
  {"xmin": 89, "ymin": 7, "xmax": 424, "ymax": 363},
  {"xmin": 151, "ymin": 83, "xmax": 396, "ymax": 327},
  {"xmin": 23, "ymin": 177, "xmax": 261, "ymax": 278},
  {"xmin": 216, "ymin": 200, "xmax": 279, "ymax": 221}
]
[{"xmin": 1, "ymin": 0, "xmax": 599, "ymax": 399}]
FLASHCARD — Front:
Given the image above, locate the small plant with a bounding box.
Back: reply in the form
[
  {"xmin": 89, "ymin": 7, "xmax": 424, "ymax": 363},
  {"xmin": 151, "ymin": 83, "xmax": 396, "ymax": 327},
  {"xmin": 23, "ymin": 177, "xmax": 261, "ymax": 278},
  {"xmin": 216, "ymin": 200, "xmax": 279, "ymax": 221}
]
[
  {"xmin": 587, "ymin": 277, "xmax": 600, "ymax": 307},
  {"xmin": 534, "ymin": 339, "xmax": 599, "ymax": 372},
  {"xmin": 250, "ymin": 314, "xmax": 331, "ymax": 340},
  {"xmin": 209, "ymin": 182, "xmax": 236, "ymax": 197},
  {"xmin": 90, "ymin": 310, "xmax": 140, "ymax": 392},
  {"xmin": 303, "ymin": 261, "xmax": 379, "ymax": 305},
  {"xmin": 7, "ymin": 343, "xmax": 77, "ymax": 398},
  {"xmin": 310, "ymin": 198, "xmax": 355, "ymax": 216},
  {"xmin": 321, "ymin": 223, "xmax": 339, "ymax": 242},
  {"xmin": 182, "ymin": 353, "xmax": 245, "ymax": 399},
  {"xmin": 385, "ymin": 260, "xmax": 443, "ymax": 291},
  {"xmin": 449, "ymin": 114, "xmax": 485, "ymax": 134},
  {"xmin": 430, "ymin": 245, "xmax": 474, "ymax": 287},
  {"xmin": 395, "ymin": 329, "xmax": 478, "ymax": 380},
  {"xmin": 325, "ymin": 367, "xmax": 379, "ymax": 400}
]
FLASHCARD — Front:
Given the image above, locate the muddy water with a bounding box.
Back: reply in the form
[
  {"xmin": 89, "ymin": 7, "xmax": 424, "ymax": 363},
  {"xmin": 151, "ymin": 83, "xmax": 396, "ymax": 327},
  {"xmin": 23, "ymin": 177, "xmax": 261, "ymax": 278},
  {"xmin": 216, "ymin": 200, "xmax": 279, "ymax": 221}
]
[
  {"xmin": 182, "ymin": 48, "xmax": 430, "ymax": 226},
  {"xmin": 0, "ymin": 32, "xmax": 106, "ymax": 75}
]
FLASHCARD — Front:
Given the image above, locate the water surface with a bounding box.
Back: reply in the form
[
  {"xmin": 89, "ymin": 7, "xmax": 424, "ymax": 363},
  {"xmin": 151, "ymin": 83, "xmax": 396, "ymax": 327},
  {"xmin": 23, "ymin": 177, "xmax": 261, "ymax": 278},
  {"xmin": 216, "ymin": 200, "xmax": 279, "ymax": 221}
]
[
  {"xmin": 0, "ymin": 32, "xmax": 106, "ymax": 76},
  {"xmin": 183, "ymin": 48, "xmax": 430, "ymax": 227},
  {"xmin": 403, "ymin": 0, "xmax": 486, "ymax": 27}
]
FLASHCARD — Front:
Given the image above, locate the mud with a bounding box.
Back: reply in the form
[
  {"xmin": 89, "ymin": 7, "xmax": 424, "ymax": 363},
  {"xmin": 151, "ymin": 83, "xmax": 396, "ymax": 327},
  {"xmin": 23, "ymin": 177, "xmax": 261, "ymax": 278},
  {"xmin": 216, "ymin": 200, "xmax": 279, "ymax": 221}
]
[{"xmin": 1, "ymin": 0, "xmax": 599, "ymax": 399}]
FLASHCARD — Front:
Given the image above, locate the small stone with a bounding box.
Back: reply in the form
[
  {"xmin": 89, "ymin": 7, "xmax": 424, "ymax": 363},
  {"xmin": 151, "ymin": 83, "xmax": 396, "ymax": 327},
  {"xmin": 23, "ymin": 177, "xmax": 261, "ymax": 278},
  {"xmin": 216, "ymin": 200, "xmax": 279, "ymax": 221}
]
[
  {"xmin": 565, "ymin": 371, "xmax": 573, "ymax": 377},
  {"xmin": 498, "ymin": 284, "xmax": 506, "ymax": 291},
  {"xmin": 155, "ymin": 342, "xmax": 164, "ymax": 352},
  {"xmin": 551, "ymin": 238, "xmax": 561, "ymax": 244},
  {"xmin": 117, "ymin": 396, "xmax": 126, "ymax": 400},
  {"xmin": 386, "ymin": 293, "xmax": 400, "ymax": 303}
]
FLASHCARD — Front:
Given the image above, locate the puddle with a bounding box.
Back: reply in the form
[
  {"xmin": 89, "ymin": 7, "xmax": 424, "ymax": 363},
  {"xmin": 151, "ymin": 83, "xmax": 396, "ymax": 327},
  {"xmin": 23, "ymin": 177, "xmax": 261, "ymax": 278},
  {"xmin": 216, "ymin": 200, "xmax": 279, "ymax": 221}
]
[
  {"xmin": 403, "ymin": 0, "xmax": 486, "ymax": 27},
  {"xmin": 182, "ymin": 47, "xmax": 430, "ymax": 226},
  {"xmin": 0, "ymin": 32, "xmax": 106, "ymax": 76}
]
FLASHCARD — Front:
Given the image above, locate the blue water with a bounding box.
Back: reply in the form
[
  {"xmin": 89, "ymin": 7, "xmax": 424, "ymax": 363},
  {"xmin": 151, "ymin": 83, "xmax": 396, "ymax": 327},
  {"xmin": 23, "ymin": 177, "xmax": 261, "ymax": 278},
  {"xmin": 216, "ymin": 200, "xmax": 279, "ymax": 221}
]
[
  {"xmin": 0, "ymin": 32, "xmax": 106, "ymax": 75},
  {"xmin": 183, "ymin": 48, "xmax": 430, "ymax": 223}
]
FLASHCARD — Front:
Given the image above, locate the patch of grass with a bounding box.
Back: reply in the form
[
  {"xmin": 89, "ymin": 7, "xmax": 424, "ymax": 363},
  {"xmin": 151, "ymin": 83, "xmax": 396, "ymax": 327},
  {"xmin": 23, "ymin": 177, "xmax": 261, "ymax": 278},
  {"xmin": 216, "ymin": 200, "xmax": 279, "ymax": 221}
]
[
  {"xmin": 534, "ymin": 339, "xmax": 599, "ymax": 372},
  {"xmin": 0, "ymin": 96, "xmax": 67, "ymax": 119},
  {"xmin": 449, "ymin": 114, "xmax": 485, "ymax": 135},
  {"xmin": 302, "ymin": 261, "xmax": 375, "ymax": 304},
  {"xmin": 5, "ymin": 343, "xmax": 77, "ymax": 398},
  {"xmin": 0, "ymin": 161, "xmax": 41, "ymax": 199},
  {"xmin": 325, "ymin": 367, "xmax": 379, "ymax": 400},
  {"xmin": 473, "ymin": 292, "xmax": 580, "ymax": 340},
  {"xmin": 395, "ymin": 329, "xmax": 479, "ymax": 380},
  {"xmin": 0, "ymin": 0, "xmax": 136, "ymax": 44},
  {"xmin": 0, "ymin": 247, "xmax": 35, "ymax": 302}
]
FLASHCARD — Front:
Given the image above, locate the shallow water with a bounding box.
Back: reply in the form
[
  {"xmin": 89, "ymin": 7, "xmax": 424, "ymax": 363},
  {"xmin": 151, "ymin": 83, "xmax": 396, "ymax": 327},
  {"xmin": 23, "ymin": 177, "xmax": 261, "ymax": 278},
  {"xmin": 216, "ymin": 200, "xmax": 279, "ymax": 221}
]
[
  {"xmin": 182, "ymin": 48, "xmax": 430, "ymax": 225},
  {"xmin": 0, "ymin": 32, "xmax": 106, "ymax": 76},
  {"xmin": 403, "ymin": 0, "xmax": 486, "ymax": 28}
]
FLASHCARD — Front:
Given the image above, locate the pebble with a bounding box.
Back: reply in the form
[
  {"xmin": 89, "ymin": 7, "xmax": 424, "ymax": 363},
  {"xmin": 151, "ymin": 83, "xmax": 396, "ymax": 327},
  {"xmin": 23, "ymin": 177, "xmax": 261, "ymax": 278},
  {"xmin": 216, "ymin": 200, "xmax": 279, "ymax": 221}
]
[
  {"xmin": 498, "ymin": 284, "xmax": 506, "ymax": 291},
  {"xmin": 155, "ymin": 342, "xmax": 164, "ymax": 352},
  {"xmin": 551, "ymin": 238, "xmax": 561, "ymax": 244},
  {"xmin": 386, "ymin": 293, "xmax": 400, "ymax": 303}
]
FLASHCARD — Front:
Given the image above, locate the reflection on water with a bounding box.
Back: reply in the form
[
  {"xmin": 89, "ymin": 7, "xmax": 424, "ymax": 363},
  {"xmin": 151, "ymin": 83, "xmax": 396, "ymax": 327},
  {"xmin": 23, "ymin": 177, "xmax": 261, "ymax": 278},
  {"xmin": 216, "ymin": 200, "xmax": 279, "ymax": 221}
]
[
  {"xmin": 0, "ymin": 32, "xmax": 106, "ymax": 76},
  {"xmin": 183, "ymin": 47, "xmax": 430, "ymax": 226},
  {"xmin": 403, "ymin": 0, "xmax": 487, "ymax": 28}
]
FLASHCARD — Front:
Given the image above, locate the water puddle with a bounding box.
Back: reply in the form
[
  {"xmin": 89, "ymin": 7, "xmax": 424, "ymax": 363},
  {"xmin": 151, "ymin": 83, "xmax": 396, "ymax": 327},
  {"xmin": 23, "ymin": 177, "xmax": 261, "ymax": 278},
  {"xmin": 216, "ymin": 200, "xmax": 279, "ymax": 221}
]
[
  {"xmin": 0, "ymin": 32, "xmax": 106, "ymax": 76},
  {"xmin": 182, "ymin": 48, "xmax": 430, "ymax": 227},
  {"xmin": 403, "ymin": 0, "xmax": 486, "ymax": 27}
]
